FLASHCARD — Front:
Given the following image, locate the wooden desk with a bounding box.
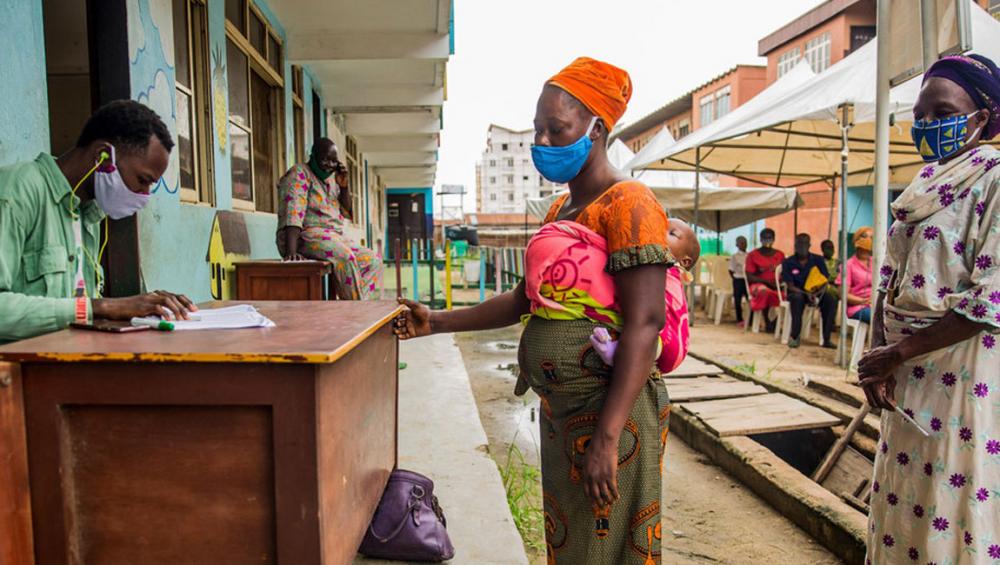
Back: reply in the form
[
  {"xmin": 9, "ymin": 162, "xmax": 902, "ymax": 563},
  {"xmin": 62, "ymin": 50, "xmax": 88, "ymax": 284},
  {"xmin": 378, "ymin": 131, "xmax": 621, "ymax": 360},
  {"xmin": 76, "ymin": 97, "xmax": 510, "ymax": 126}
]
[
  {"xmin": 235, "ymin": 260, "xmax": 333, "ymax": 300},
  {"xmin": 0, "ymin": 301, "xmax": 401, "ymax": 565}
]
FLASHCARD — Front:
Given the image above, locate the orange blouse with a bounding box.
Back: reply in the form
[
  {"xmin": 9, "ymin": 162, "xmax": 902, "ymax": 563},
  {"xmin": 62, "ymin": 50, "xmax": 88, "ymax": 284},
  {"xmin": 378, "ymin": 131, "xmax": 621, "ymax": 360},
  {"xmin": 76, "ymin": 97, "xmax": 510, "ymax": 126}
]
[{"xmin": 544, "ymin": 180, "xmax": 674, "ymax": 273}]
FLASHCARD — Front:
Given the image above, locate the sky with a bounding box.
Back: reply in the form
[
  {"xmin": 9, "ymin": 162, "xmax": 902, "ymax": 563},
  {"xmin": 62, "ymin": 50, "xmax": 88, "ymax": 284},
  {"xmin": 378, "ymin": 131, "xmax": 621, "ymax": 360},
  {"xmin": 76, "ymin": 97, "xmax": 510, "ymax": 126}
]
[{"xmin": 435, "ymin": 0, "xmax": 825, "ymax": 214}]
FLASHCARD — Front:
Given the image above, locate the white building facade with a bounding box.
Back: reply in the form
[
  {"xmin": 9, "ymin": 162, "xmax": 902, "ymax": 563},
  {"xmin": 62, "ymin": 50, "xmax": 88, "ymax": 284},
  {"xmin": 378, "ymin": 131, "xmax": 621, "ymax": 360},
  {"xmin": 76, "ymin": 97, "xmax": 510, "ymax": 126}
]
[{"xmin": 476, "ymin": 125, "xmax": 560, "ymax": 213}]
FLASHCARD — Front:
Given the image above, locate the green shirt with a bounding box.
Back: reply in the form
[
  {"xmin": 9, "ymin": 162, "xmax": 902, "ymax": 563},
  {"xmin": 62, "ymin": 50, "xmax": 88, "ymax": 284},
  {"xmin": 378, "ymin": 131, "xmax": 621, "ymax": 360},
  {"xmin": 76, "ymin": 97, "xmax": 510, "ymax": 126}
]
[{"xmin": 0, "ymin": 153, "xmax": 104, "ymax": 343}]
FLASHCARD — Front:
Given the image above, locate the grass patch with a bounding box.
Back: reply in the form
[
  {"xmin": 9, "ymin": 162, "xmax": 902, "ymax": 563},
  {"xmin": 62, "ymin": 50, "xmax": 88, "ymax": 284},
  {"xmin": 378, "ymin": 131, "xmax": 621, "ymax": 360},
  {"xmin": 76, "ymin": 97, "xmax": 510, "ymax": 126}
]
[
  {"xmin": 497, "ymin": 439, "xmax": 545, "ymax": 554},
  {"xmin": 734, "ymin": 361, "xmax": 757, "ymax": 375}
]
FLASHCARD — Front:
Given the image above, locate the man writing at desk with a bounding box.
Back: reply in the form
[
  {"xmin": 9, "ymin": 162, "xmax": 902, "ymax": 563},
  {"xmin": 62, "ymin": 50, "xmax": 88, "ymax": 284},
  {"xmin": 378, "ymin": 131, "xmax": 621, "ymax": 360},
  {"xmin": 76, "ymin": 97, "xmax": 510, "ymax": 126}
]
[{"xmin": 0, "ymin": 100, "xmax": 196, "ymax": 343}]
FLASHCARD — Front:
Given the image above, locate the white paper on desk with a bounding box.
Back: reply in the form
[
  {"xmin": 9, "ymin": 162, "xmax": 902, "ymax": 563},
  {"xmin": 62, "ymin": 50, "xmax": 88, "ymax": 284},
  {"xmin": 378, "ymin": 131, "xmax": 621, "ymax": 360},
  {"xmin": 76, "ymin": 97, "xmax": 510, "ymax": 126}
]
[{"xmin": 140, "ymin": 304, "xmax": 276, "ymax": 330}]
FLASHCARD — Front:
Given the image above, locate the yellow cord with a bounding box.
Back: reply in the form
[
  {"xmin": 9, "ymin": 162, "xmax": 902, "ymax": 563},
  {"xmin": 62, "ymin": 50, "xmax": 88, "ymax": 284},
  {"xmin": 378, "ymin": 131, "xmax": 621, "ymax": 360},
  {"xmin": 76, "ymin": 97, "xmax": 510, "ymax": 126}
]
[{"xmin": 65, "ymin": 151, "xmax": 110, "ymax": 296}]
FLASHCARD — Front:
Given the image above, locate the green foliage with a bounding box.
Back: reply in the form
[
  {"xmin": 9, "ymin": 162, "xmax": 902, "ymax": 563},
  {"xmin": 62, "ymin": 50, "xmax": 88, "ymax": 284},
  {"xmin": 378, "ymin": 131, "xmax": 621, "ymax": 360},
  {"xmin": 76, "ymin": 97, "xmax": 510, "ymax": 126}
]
[{"xmin": 497, "ymin": 440, "xmax": 545, "ymax": 553}]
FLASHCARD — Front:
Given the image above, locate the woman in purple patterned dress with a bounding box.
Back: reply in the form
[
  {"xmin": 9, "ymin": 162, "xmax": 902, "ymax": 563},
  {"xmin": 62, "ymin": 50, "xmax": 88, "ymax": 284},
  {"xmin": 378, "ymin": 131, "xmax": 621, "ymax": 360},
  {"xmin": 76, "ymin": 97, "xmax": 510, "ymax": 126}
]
[{"xmin": 859, "ymin": 54, "xmax": 1000, "ymax": 564}]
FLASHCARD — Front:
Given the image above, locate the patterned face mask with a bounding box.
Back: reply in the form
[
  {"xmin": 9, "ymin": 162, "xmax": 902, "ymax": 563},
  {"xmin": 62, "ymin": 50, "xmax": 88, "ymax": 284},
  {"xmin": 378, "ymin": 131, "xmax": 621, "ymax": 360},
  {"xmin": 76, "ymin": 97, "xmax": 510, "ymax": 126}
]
[{"xmin": 911, "ymin": 112, "xmax": 983, "ymax": 163}]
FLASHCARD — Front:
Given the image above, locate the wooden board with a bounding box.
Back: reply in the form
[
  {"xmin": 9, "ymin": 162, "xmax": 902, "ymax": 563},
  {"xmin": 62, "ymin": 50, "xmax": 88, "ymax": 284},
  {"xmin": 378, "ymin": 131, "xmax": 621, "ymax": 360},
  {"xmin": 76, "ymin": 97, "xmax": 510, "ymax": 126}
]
[
  {"xmin": 821, "ymin": 446, "xmax": 874, "ymax": 513},
  {"xmin": 0, "ymin": 363, "xmax": 34, "ymax": 565},
  {"xmin": 0, "ymin": 301, "xmax": 402, "ymax": 364},
  {"xmin": 667, "ymin": 356, "xmax": 725, "ymax": 377},
  {"xmin": 679, "ymin": 393, "xmax": 841, "ymax": 437},
  {"xmin": 664, "ymin": 377, "xmax": 768, "ymax": 402}
]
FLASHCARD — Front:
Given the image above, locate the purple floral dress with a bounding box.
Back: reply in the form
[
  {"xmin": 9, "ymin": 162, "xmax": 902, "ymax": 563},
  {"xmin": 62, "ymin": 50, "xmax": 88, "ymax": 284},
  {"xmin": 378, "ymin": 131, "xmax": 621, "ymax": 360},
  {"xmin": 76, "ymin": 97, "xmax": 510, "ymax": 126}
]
[
  {"xmin": 276, "ymin": 164, "xmax": 382, "ymax": 300},
  {"xmin": 868, "ymin": 146, "xmax": 1000, "ymax": 564}
]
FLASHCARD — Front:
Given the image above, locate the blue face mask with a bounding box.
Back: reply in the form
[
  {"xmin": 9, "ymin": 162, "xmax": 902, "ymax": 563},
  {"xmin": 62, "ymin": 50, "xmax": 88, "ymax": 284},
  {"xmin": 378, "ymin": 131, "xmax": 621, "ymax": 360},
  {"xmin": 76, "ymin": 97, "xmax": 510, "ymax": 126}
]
[
  {"xmin": 531, "ymin": 117, "xmax": 598, "ymax": 183},
  {"xmin": 911, "ymin": 112, "xmax": 982, "ymax": 163}
]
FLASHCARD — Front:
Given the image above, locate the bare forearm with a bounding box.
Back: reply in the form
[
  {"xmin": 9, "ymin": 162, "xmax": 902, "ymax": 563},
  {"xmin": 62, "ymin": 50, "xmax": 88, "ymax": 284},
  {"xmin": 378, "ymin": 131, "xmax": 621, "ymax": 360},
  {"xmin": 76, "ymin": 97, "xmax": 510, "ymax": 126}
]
[
  {"xmin": 871, "ymin": 292, "xmax": 887, "ymax": 347},
  {"xmin": 896, "ymin": 310, "xmax": 989, "ymax": 360},
  {"xmin": 847, "ymin": 293, "xmax": 867, "ymax": 306},
  {"xmin": 595, "ymin": 322, "xmax": 660, "ymax": 441},
  {"xmin": 284, "ymin": 227, "xmax": 302, "ymax": 256},
  {"xmin": 430, "ymin": 281, "xmax": 530, "ymax": 333},
  {"xmin": 338, "ymin": 188, "xmax": 353, "ymax": 220}
]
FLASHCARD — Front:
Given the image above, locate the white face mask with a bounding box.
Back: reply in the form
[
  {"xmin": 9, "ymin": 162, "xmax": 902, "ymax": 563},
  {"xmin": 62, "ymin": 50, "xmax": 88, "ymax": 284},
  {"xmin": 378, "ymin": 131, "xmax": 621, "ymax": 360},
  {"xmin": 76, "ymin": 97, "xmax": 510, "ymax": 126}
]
[{"xmin": 94, "ymin": 146, "xmax": 151, "ymax": 219}]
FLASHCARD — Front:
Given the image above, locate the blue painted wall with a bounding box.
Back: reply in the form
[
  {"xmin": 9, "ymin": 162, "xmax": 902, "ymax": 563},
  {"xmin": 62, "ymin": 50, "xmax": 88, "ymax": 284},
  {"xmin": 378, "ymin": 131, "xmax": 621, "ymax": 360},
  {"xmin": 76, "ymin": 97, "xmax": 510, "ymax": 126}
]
[
  {"xmin": 127, "ymin": 0, "xmax": 326, "ymax": 302},
  {"xmin": 0, "ymin": 0, "xmax": 49, "ymax": 166},
  {"xmin": 2, "ymin": 0, "xmax": 336, "ymax": 303}
]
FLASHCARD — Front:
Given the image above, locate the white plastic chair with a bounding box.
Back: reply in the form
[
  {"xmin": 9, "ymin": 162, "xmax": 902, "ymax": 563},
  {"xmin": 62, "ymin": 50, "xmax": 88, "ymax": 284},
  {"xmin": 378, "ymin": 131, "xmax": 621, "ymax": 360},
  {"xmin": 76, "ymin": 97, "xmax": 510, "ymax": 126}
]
[
  {"xmin": 709, "ymin": 257, "xmax": 734, "ymax": 325},
  {"xmin": 845, "ymin": 318, "xmax": 870, "ymax": 372},
  {"xmin": 742, "ymin": 263, "xmax": 760, "ymax": 333}
]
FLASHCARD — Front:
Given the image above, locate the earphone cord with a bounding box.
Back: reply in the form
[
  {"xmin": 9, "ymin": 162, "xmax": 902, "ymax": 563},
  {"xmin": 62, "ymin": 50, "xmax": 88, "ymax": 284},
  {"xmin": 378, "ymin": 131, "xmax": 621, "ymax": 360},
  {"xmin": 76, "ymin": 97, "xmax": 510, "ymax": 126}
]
[{"xmin": 66, "ymin": 154, "xmax": 109, "ymax": 297}]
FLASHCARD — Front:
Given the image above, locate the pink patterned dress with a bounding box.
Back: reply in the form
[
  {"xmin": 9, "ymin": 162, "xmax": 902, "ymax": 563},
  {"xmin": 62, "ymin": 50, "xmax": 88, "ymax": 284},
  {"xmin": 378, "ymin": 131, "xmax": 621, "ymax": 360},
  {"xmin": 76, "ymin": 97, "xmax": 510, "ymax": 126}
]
[{"xmin": 276, "ymin": 164, "xmax": 382, "ymax": 300}]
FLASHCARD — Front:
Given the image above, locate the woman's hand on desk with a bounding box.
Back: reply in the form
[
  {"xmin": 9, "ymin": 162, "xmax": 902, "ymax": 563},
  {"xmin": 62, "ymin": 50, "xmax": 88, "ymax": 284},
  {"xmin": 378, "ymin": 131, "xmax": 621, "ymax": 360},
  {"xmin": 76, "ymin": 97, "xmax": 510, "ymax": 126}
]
[
  {"xmin": 393, "ymin": 298, "xmax": 433, "ymax": 339},
  {"xmin": 92, "ymin": 290, "xmax": 198, "ymax": 321}
]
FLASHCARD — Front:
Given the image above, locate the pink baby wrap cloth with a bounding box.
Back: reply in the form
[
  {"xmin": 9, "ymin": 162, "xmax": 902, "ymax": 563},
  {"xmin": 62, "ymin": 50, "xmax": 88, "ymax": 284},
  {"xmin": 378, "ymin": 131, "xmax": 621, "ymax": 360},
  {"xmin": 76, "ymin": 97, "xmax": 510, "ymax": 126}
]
[{"xmin": 524, "ymin": 220, "xmax": 689, "ymax": 373}]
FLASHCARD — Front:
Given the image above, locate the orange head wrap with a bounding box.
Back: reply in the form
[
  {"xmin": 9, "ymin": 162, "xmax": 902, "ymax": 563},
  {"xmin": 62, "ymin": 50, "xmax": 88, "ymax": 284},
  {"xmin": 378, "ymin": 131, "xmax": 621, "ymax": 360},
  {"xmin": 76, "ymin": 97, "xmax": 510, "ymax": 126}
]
[
  {"xmin": 547, "ymin": 57, "xmax": 632, "ymax": 132},
  {"xmin": 853, "ymin": 226, "xmax": 873, "ymax": 251}
]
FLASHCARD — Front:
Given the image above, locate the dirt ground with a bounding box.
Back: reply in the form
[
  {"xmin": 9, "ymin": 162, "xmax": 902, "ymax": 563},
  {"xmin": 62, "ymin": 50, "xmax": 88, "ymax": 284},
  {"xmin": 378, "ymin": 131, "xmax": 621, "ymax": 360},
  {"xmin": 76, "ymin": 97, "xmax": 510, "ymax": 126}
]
[
  {"xmin": 685, "ymin": 306, "xmax": 854, "ymax": 388},
  {"xmin": 454, "ymin": 325, "xmax": 843, "ymax": 565}
]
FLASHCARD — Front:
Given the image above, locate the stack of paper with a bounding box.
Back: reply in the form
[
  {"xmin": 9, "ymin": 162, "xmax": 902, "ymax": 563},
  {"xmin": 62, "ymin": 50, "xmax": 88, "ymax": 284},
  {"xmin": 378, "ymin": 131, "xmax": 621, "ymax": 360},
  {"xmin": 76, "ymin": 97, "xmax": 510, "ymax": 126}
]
[{"xmin": 137, "ymin": 304, "xmax": 276, "ymax": 331}]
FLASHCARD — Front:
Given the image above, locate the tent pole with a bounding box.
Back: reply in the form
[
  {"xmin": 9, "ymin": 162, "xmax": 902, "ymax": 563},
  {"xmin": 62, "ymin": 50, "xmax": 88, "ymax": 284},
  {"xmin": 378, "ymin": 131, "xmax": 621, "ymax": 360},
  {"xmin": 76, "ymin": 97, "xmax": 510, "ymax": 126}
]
[
  {"xmin": 828, "ymin": 177, "xmax": 836, "ymax": 241},
  {"xmin": 873, "ymin": 0, "xmax": 892, "ymax": 350},
  {"xmin": 837, "ymin": 104, "xmax": 851, "ymax": 368},
  {"xmin": 690, "ymin": 147, "xmax": 702, "ymax": 327},
  {"xmin": 794, "ymin": 196, "xmax": 799, "ymax": 237}
]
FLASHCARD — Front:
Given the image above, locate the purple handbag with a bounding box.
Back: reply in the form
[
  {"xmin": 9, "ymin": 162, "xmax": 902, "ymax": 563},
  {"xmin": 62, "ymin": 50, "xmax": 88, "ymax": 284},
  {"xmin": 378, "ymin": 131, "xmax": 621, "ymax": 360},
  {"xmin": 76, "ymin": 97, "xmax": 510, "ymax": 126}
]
[{"xmin": 359, "ymin": 469, "xmax": 455, "ymax": 562}]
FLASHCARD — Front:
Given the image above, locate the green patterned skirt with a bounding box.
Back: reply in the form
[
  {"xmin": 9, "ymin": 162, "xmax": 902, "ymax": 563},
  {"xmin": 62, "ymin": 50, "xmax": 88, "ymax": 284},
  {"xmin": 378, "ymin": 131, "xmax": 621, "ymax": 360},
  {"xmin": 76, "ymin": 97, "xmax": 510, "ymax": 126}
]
[{"xmin": 517, "ymin": 317, "xmax": 670, "ymax": 565}]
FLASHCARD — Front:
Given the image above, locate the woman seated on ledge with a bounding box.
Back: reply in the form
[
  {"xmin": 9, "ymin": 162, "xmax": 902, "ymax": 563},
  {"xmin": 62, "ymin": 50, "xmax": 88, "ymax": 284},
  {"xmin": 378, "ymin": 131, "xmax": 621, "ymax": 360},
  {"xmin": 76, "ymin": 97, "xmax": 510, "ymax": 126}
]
[{"xmin": 276, "ymin": 138, "xmax": 381, "ymax": 300}]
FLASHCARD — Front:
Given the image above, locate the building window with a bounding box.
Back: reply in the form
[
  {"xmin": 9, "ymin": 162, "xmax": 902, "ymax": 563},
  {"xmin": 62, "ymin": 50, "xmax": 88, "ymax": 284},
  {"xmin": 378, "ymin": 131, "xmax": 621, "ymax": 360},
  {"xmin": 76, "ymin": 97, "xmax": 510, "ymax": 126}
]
[
  {"xmin": 291, "ymin": 66, "xmax": 306, "ymax": 164},
  {"xmin": 505, "ymin": 158, "xmax": 514, "ymax": 167},
  {"xmin": 522, "ymin": 175, "xmax": 529, "ymax": 181},
  {"xmin": 850, "ymin": 26, "xmax": 876, "ymax": 53},
  {"xmin": 226, "ymin": 0, "xmax": 286, "ymax": 213},
  {"xmin": 489, "ymin": 159, "xmax": 496, "ymax": 167},
  {"xmin": 505, "ymin": 175, "xmax": 514, "ymax": 184},
  {"xmin": 715, "ymin": 86, "xmax": 731, "ymax": 120},
  {"xmin": 804, "ymin": 32, "xmax": 831, "ymax": 74},
  {"xmin": 777, "ymin": 47, "xmax": 801, "ymax": 78},
  {"xmin": 344, "ymin": 136, "xmax": 362, "ymax": 221},
  {"xmin": 489, "ymin": 176, "xmax": 496, "ymax": 185},
  {"xmin": 678, "ymin": 120, "xmax": 690, "ymax": 138},
  {"xmin": 174, "ymin": 0, "xmax": 214, "ymax": 204},
  {"xmin": 699, "ymin": 95, "xmax": 714, "ymax": 127},
  {"xmin": 507, "ymin": 193, "xmax": 514, "ymax": 202},
  {"xmin": 501, "ymin": 143, "xmax": 508, "ymax": 151},
  {"xmin": 490, "ymin": 193, "xmax": 497, "ymax": 201}
]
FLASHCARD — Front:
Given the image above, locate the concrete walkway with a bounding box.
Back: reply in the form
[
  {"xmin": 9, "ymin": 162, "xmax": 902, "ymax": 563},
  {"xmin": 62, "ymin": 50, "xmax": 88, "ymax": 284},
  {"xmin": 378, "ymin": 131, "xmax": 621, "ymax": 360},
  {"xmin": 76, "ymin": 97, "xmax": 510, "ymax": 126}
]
[{"xmin": 356, "ymin": 334, "xmax": 528, "ymax": 565}]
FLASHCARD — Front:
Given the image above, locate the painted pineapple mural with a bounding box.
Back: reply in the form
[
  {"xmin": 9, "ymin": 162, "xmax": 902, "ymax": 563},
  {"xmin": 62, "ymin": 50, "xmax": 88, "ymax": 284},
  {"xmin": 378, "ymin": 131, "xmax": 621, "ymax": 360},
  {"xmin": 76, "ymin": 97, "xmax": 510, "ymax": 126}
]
[{"xmin": 212, "ymin": 45, "xmax": 228, "ymax": 153}]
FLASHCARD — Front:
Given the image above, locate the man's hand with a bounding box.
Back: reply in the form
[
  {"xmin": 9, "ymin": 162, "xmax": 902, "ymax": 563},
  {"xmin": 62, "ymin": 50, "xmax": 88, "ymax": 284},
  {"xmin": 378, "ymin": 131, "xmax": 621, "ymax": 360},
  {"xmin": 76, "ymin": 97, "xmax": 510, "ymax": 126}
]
[
  {"xmin": 582, "ymin": 435, "xmax": 619, "ymax": 508},
  {"xmin": 858, "ymin": 344, "xmax": 904, "ymax": 409},
  {"xmin": 92, "ymin": 290, "xmax": 198, "ymax": 321},
  {"xmin": 283, "ymin": 253, "xmax": 307, "ymax": 262},
  {"xmin": 392, "ymin": 298, "xmax": 433, "ymax": 339}
]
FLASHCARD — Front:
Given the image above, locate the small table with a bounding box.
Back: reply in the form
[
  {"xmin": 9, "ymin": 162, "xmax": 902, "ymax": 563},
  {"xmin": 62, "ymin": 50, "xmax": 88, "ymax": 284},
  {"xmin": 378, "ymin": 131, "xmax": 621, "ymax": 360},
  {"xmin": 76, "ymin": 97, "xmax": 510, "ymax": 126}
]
[
  {"xmin": 235, "ymin": 259, "xmax": 333, "ymax": 300},
  {"xmin": 0, "ymin": 301, "xmax": 401, "ymax": 565}
]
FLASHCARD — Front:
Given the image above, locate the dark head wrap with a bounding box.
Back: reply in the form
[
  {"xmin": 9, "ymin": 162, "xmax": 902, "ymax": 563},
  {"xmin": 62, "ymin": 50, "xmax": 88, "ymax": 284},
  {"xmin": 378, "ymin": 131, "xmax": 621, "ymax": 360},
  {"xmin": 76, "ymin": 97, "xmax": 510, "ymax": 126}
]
[{"xmin": 924, "ymin": 53, "xmax": 1000, "ymax": 140}]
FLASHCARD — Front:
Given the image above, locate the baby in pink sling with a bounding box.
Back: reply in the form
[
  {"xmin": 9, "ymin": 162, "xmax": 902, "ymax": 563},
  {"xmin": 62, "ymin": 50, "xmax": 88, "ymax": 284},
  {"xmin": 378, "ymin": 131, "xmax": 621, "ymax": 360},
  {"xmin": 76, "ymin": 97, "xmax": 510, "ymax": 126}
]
[{"xmin": 523, "ymin": 218, "xmax": 700, "ymax": 375}]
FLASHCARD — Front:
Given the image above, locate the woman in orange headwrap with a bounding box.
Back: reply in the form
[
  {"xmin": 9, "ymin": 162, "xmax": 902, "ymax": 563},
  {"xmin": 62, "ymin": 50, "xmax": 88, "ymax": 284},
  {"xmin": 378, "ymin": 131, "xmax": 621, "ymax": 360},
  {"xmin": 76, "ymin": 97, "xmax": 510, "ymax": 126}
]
[{"xmin": 394, "ymin": 58, "xmax": 673, "ymax": 564}]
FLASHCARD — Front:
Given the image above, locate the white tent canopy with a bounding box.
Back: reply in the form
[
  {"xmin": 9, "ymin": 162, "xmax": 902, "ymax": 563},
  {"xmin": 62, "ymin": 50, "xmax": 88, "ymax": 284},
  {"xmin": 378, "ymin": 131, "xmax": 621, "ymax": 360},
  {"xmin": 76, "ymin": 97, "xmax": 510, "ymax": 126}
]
[
  {"xmin": 653, "ymin": 185, "xmax": 803, "ymax": 233},
  {"xmin": 629, "ymin": 4, "xmax": 1000, "ymax": 187}
]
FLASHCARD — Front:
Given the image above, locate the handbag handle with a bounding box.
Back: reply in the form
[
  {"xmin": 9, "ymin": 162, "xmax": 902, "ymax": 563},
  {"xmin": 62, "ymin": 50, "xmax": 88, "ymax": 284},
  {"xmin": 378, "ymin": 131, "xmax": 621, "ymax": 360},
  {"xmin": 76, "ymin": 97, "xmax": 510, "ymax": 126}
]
[{"xmin": 369, "ymin": 485, "xmax": 425, "ymax": 544}]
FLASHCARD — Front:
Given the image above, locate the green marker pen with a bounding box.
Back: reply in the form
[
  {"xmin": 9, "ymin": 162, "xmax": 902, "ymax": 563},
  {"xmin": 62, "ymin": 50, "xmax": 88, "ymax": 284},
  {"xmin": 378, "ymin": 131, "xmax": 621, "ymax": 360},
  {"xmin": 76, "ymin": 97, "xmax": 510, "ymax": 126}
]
[{"xmin": 130, "ymin": 318, "xmax": 175, "ymax": 331}]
